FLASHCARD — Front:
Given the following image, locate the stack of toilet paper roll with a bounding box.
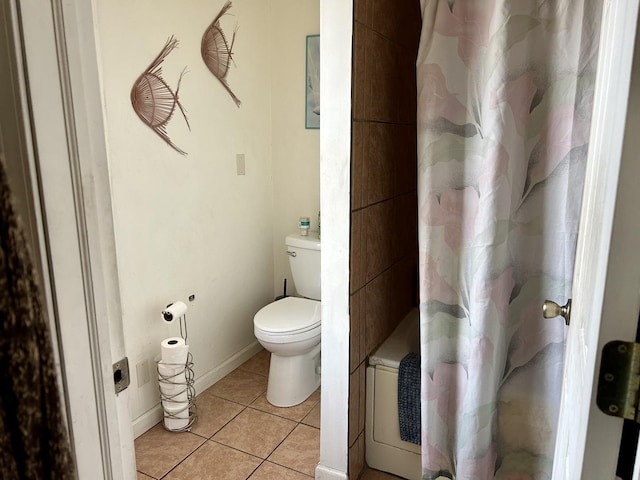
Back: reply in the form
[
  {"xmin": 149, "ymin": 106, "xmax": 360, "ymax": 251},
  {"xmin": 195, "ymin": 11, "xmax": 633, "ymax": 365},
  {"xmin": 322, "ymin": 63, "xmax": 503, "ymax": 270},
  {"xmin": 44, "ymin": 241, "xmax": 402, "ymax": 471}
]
[{"xmin": 157, "ymin": 337, "xmax": 195, "ymax": 431}]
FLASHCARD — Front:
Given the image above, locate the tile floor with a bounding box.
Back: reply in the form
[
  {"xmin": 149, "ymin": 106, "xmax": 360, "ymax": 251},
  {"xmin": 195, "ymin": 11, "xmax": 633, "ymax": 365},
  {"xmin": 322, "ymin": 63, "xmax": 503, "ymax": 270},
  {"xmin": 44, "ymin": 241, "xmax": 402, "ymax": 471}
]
[{"xmin": 134, "ymin": 348, "xmax": 403, "ymax": 480}]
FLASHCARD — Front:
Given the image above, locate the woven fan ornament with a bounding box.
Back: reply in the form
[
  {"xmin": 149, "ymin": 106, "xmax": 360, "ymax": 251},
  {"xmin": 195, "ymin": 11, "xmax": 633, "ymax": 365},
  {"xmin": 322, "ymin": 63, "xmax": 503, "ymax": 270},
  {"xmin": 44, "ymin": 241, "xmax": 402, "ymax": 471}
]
[
  {"xmin": 131, "ymin": 36, "xmax": 190, "ymax": 155},
  {"xmin": 201, "ymin": 1, "xmax": 241, "ymax": 107}
]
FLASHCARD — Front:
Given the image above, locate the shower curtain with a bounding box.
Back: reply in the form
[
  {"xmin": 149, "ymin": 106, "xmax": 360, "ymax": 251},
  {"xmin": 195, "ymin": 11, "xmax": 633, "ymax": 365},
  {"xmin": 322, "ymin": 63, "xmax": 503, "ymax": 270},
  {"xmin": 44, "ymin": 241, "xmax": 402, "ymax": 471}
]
[{"xmin": 417, "ymin": 2, "xmax": 601, "ymax": 479}]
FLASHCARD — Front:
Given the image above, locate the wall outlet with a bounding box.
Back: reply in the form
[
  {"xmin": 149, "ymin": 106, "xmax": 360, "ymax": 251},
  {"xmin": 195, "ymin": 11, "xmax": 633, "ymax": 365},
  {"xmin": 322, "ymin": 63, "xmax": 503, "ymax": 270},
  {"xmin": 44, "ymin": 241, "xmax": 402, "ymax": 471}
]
[
  {"xmin": 236, "ymin": 153, "xmax": 245, "ymax": 175},
  {"xmin": 136, "ymin": 359, "xmax": 150, "ymax": 387}
]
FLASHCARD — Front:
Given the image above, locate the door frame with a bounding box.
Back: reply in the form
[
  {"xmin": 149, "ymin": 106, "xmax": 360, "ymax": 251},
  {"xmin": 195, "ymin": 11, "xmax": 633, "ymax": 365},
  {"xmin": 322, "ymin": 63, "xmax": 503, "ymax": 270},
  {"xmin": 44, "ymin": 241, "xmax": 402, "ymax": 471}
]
[
  {"xmin": 553, "ymin": 1, "xmax": 640, "ymax": 479},
  {"xmin": 13, "ymin": 1, "xmax": 135, "ymax": 478}
]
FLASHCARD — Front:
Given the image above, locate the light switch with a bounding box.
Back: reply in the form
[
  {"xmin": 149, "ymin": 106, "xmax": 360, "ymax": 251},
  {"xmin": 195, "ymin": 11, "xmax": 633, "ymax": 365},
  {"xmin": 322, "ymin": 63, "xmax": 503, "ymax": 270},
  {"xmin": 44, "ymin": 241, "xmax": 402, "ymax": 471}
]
[{"xmin": 236, "ymin": 154, "xmax": 245, "ymax": 175}]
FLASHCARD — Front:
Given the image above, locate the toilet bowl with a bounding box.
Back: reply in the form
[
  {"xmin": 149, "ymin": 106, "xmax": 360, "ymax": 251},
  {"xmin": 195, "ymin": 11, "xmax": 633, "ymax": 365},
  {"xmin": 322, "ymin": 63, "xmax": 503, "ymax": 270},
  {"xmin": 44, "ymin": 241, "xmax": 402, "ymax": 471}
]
[
  {"xmin": 253, "ymin": 232, "xmax": 322, "ymax": 407},
  {"xmin": 254, "ymin": 296, "xmax": 321, "ymax": 407}
]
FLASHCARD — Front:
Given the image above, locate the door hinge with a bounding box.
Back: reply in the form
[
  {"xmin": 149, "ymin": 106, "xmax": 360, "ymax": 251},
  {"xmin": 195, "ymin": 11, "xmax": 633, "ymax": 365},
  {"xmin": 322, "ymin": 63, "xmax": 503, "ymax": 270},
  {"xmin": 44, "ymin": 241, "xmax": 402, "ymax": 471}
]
[
  {"xmin": 113, "ymin": 357, "xmax": 130, "ymax": 394},
  {"xmin": 597, "ymin": 341, "xmax": 640, "ymax": 422}
]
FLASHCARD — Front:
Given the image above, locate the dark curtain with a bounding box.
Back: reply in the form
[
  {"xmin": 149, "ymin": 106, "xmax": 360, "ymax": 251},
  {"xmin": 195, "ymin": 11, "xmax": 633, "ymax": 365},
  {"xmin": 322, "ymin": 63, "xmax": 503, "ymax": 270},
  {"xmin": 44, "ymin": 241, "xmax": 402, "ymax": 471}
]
[{"xmin": 0, "ymin": 156, "xmax": 75, "ymax": 479}]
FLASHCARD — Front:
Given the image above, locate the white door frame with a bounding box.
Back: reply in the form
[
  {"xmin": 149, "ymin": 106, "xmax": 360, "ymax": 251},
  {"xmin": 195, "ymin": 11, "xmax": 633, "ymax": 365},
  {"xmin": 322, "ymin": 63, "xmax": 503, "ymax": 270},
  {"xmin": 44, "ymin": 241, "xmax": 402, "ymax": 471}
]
[
  {"xmin": 14, "ymin": 1, "xmax": 135, "ymax": 478},
  {"xmin": 317, "ymin": 0, "xmax": 352, "ymax": 478},
  {"xmin": 553, "ymin": 1, "xmax": 640, "ymax": 479}
]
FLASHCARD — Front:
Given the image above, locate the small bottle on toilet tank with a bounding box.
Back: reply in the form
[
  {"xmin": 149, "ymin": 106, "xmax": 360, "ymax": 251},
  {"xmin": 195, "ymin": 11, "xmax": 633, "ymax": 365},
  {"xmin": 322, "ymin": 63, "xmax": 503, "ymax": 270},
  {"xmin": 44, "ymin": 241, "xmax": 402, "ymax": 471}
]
[{"xmin": 299, "ymin": 217, "xmax": 310, "ymax": 236}]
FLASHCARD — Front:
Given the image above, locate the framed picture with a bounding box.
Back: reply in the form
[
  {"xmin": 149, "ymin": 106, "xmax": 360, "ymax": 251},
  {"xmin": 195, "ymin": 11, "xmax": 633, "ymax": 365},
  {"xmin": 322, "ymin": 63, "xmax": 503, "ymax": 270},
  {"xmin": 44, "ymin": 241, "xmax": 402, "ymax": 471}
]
[{"xmin": 305, "ymin": 34, "xmax": 320, "ymax": 129}]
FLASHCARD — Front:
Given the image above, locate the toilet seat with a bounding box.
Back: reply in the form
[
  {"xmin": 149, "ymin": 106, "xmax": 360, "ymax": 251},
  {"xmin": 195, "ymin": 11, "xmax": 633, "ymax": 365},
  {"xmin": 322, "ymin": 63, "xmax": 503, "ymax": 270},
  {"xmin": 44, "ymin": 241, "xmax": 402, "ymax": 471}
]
[{"xmin": 254, "ymin": 297, "xmax": 321, "ymax": 341}]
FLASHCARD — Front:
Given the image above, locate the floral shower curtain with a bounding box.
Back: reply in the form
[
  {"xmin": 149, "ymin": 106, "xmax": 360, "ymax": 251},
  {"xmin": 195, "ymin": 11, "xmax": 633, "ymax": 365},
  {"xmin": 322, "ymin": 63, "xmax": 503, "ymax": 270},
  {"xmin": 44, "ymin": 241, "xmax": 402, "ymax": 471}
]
[{"xmin": 417, "ymin": 2, "xmax": 601, "ymax": 479}]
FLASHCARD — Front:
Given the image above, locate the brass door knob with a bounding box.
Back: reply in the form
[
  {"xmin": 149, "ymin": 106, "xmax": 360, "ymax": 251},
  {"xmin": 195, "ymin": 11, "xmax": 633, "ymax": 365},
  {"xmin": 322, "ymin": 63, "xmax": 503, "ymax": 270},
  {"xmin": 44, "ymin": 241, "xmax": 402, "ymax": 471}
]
[{"xmin": 542, "ymin": 299, "xmax": 571, "ymax": 325}]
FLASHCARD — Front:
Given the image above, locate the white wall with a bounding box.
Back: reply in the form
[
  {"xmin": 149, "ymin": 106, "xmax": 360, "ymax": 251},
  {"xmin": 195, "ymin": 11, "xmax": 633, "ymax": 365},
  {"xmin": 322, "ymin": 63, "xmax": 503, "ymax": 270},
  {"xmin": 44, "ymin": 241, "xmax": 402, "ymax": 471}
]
[
  {"xmin": 270, "ymin": 0, "xmax": 321, "ymax": 297},
  {"xmin": 93, "ymin": 0, "xmax": 319, "ymax": 428}
]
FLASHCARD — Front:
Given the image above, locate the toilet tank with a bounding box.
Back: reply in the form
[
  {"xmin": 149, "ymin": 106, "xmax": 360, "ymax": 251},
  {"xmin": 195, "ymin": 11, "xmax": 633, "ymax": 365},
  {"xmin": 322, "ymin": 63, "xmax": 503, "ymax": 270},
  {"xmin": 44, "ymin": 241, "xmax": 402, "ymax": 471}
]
[{"xmin": 286, "ymin": 232, "xmax": 321, "ymax": 300}]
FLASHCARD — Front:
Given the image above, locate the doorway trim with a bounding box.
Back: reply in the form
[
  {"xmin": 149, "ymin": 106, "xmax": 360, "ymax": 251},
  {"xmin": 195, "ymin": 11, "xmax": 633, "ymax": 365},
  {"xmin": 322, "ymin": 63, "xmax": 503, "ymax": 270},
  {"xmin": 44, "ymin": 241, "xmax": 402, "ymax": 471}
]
[{"xmin": 15, "ymin": 1, "xmax": 135, "ymax": 478}]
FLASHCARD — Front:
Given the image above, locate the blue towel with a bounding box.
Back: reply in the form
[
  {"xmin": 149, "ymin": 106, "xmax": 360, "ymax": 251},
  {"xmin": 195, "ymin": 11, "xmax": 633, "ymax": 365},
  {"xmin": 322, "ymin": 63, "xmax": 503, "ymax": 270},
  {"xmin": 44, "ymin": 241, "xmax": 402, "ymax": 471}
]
[{"xmin": 398, "ymin": 352, "xmax": 421, "ymax": 445}]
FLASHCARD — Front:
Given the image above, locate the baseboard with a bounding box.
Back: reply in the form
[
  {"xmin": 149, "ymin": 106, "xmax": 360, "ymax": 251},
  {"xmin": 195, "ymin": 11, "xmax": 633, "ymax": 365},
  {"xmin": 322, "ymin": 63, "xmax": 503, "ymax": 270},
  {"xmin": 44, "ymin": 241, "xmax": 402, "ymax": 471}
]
[
  {"xmin": 132, "ymin": 341, "xmax": 263, "ymax": 438},
  {"xmin": 132, "ymin": 404, "xmax": 164, "ymax": 439},
  {"xmin": 315, "ymin": 464, "xmax": 349, "ymax": 480}
]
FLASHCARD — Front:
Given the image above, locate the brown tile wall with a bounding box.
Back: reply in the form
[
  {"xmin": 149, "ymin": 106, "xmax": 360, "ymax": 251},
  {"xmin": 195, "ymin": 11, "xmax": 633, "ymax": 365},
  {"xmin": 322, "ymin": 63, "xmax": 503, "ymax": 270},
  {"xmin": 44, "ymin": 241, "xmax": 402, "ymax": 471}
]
[{"xmin": 348, "ymin": 0, "xmax": 421, "ymax": 477}]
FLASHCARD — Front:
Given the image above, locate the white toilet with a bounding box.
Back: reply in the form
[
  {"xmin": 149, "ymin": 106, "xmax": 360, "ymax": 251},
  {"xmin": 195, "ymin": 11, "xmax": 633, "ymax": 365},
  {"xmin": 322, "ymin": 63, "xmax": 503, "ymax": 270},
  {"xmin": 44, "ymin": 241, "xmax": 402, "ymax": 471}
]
[{"xmin": 253, "ymin": 232, "xmax": 321, "ymax": 407}]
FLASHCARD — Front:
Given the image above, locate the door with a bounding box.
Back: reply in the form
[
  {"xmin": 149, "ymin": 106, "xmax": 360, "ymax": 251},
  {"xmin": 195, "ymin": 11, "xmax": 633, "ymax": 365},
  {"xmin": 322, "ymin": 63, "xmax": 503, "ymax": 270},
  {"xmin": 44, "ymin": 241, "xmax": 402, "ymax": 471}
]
[
  {"xmin": 6, "ymin": 1, "xmax": 136, "ymax": 478},
  {"xmin": 553, "ymin": 2, "xmax": 640, "ymax": 479}
]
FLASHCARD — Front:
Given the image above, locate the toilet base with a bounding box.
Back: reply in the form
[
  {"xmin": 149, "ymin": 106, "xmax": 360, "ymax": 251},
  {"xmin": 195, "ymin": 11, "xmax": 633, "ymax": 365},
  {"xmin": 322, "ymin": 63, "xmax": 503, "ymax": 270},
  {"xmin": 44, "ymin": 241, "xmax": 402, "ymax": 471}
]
[{"xmin": 266, "ymin": 343, "xmax": 321, "ymax": 407}]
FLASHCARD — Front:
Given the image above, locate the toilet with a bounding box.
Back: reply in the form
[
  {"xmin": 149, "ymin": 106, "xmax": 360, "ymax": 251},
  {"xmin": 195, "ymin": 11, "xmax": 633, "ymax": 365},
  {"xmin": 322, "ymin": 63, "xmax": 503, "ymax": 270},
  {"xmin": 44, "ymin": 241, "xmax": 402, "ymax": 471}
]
[{"xmin": 253, "ymin": 232, "xmax": 321, "ymax": 407}]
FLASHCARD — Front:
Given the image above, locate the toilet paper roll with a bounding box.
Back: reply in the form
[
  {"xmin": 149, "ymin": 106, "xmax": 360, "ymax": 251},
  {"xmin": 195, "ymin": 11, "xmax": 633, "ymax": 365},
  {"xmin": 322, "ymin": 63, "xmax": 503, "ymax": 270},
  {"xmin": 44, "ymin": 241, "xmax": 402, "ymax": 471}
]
[
  {"xmin": 163, "ymin": 402, "xmax": 190, "ymax": 430},
  {"xmin": 160, "ymin": 337, "xmax": 189, "ymax": 365},
  {"xmin": 164, "ymin": 417, "xmax": 189, "ymax": 431},
  {"xmin": 161, "ymin": 301, "xmax": 188, "ymax": 324},
  {"xmin": 158, "ymin": 362, "xmax": 189, "ymax": 403},
  {"xmin": 158, "ymin": 361, "xmax": 187, "ymax": 384},
  {"xmin": 160, "ymin": 384, "xmax": 189, "ymax": 408},
  {"xmin": 158, "ymin": 362, "xmax": 187, "ymax": 393},
  {"xmin": 160, "ymin": 382, "xmax": 188, "ymax": 403}
]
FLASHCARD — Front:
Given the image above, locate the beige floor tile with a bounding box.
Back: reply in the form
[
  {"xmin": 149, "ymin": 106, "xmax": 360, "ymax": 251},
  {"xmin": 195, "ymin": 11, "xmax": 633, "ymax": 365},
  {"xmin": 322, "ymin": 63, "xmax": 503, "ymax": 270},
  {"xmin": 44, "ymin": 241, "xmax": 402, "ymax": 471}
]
[
  {"xmin": 268, "ymin": 424, "xmax": 320, "ymax": 477},
  {"xmin": 164, "ymin": 441, "xmax": 261, "ymax": 480},
  {"xmin": 136, "ymin": 472, "xmax": 155, "ymax": 480},
  {"xmin": 134, "ymin": 424, "xmax": 205, "ymax": 479},
  {"xmin": 360, "ymin": 466, "xmax": 405, "ymax": 479},
  {"xmin": 238, "ymin": 349, "xmax": 271, "ymax": 377},
  {"xmin": 207, "ymin": 369, "xmax": 268, "ymax": 405},
  {"xmin": 250, "ymin": 388, "xmax": 320, "ymax": 422},
  {"xmin": 190, "ymin": 389, "xmax": 244, "ymax": 438},
  {"xmin": 249, "ymin": 461, "xmax": 313, "ymax": 479},
  {"xmin": 213, "ymin": 408, "xmax": 297, "ymax": 458},
  {"xmin": 301, "ymin": 402, "xmax": 320, "ymax": 428}
]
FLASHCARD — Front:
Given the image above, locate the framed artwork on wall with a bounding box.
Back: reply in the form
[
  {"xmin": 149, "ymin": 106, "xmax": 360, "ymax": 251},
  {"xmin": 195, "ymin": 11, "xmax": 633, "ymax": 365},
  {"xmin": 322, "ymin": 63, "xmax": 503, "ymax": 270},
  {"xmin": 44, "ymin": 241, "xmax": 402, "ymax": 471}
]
[{"xmin": 305, "ymin": 34, "xmax": 320, "ymax": 129}]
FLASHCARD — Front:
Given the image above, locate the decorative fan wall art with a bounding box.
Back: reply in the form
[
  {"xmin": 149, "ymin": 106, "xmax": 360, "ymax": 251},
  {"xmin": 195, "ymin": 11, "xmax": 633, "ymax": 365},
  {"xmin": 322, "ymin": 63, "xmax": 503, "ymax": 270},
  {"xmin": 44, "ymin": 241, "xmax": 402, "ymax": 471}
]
[
  {"xmin": 131, "ymin": 36, "xmax": 190, "ymax": 155},
  {"xmin": 201, "ymin": 1, "xmax": 241, "ymax": 107}
]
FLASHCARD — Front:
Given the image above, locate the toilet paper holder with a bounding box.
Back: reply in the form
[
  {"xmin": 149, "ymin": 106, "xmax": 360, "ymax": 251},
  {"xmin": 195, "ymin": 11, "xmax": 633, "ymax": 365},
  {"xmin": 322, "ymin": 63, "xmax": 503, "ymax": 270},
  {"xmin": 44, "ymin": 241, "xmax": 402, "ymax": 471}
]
[
  {"xmin": 158, "ymin": 300, "xmax": 196, "ymax": 432},
  {"xmin": 162, "ymin": 300, "xmax": 187, "ymax": 322},
  {"xmin": 162, "ymin": 301, "xmax": 189, "ymax": 342}
]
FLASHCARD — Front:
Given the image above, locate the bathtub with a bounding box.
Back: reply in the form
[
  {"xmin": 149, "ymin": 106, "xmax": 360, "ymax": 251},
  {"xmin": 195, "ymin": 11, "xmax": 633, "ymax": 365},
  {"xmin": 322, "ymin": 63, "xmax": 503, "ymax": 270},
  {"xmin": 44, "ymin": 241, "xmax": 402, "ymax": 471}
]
[{"xmin": 365, "ymin": 308, "xmax": 421, "ymax": 480}]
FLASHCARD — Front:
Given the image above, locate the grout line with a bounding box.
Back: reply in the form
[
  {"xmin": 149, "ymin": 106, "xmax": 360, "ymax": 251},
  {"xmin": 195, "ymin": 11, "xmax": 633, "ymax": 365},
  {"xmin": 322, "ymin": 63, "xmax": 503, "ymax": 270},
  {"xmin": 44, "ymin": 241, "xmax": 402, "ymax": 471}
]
[
  {"xmin": 136, "ymin": 469, "xmax": 158, "ymax": 480},
  {"xmin": 209, "ymin": 437, "xmax": 265, "ymax": 461},
  {"xmin": 267, "ymin": 456, "xmax": 317, "ymax": 478},
  {"xmin": 245, "ymin": 458, "xmax": 264, "ymax": 479},
  {"xmin": 205, "ymin": 387, "xmax": 320, "ymax": 424},
  {"xmin": 236, "ymin": 365, "xmax": 269, "ymax": 377},
  {"xmin": 190, "ymin": 402, "xmax": 246, "ymax": 440},
  {"xmin": 263, "ymin": 423, "xmax": 320, "ymax": 478},
  {"xmin": 158, "ymin": 436, "xmax": 208, "ymax": 479},
  {"xmin": 244, "ymin": 403, "xmax": 320, "ymax": 423}
]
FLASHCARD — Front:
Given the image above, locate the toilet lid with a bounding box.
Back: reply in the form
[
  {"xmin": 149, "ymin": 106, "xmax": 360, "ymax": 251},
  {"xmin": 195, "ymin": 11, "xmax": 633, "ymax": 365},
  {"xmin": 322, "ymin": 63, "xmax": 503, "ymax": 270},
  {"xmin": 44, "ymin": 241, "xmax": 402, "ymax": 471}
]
[{"xmin": 254, "ymin": 297, "xmax": 321, "ymax": 334}]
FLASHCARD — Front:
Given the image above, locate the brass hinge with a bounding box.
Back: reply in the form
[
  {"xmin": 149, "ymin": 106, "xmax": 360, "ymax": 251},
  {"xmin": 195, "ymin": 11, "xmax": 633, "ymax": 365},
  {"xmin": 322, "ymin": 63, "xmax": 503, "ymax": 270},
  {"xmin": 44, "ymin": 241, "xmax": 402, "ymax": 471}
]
[{"xmin": 596, "ymin": 341, "xmax": 640, "ymax": 422}]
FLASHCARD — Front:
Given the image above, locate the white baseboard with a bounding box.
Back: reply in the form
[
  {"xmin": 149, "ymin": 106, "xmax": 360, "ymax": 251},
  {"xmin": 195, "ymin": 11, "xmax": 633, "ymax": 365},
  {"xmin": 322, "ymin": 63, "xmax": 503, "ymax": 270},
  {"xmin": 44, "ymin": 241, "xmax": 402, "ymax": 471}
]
[
  {"xmin": 315, "ymin": 464, "xmax": 348, "ymax": 480},
  {"xmin": 132, "ymin": 404, "xmax": 164, "ymax": 439},
  {"xmin": 132, "ymin": 341, "xmax": 264, "ymax": 438}
]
